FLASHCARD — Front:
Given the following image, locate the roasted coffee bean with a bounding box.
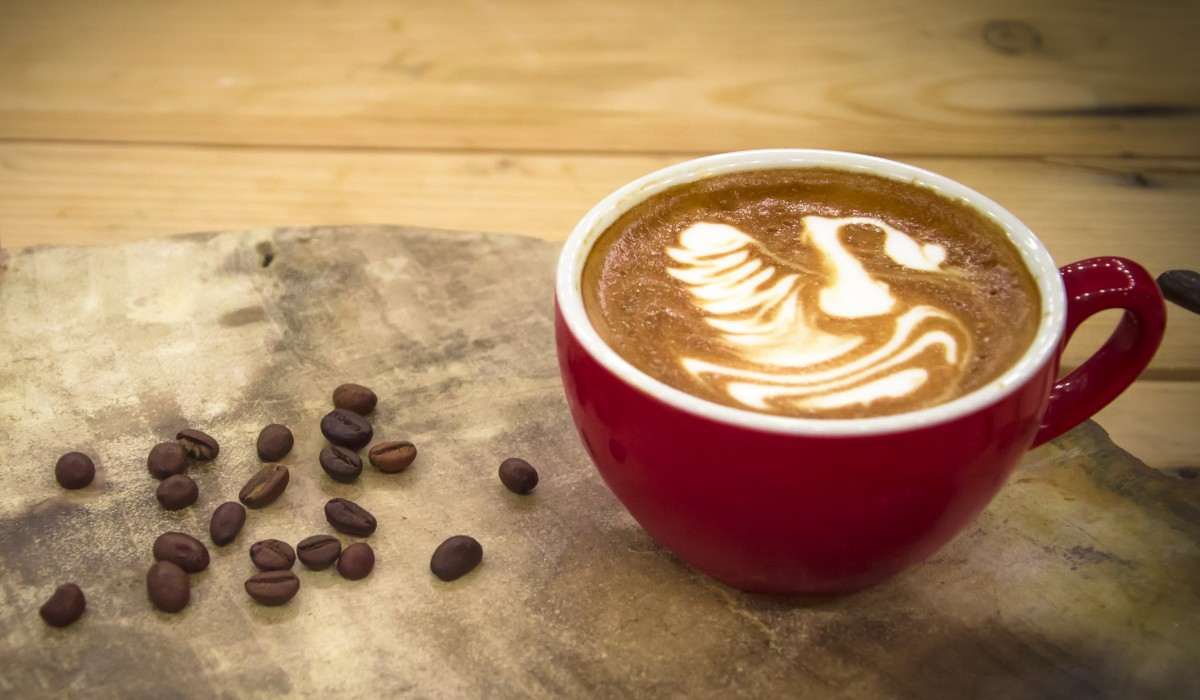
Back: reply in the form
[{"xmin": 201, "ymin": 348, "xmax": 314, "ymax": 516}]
[
  {"xmin": 368, "ymin": 441, "xmax": 417, "ymax": 473},
  {"xmin": 210, "ymin": 501, "xmax": 247, "ymax": 546},
  {"xmin": 337, "ymin": 542, "xmax": 375, "ymax": 580},
  {"xmin": 157, "ymin": 474, "xmax": 199, "ymax": 510},
  {"xmin": 430, "ymin": 535, "xmax": 483, "ymax": 582},
  {"xmin": 39, "ymin": 583, "xmax": 86, "ymax": 628},
  {"xmin": 153, "ymin": 531, "xmax": 210, "ymax": 573},
  {"xmin": 146, "ymin": 561, "xmax": 190, "ymax": 613},
  {"xmin": 239, "ymin": 464, "xmax": 290, "ymax": 508},
  {"xmin": 54, "ymin": 452, "xmax": 95, "ymax": 490},
  {"xmin": 319, "ymin": 445, "xmax": 363, "ymax": 483},
  {"xmin": 176, "ymin": 428, "xmax": 219, "ymax": 461},
  {"xmin": 320, "ymin": 409, "xmax": 373, "ymax": 450},
  {"xmin": 1158, "ymin": 269, "xmax": 1200, "ymax": 315},
  {"xmin": 250, "ymin": 539, "xmax": 296, "ymax": 571},
  {"xmin": 499, "ymin": 457, "xmax": 539, "ymax": 495},
  {"xmin": 324, "ymin": 498, "xmax": 377, "ymax": 537},
  {"xmin": 332, "ymin": 383, "xmax": 377, "ymax": 415},
  {"xmin": 244, "ymin": 570, "xmax": 300, "ymax": 606},
  {"xmin": 256, "ymin": 424, "xmax": 294, "ymax": 462},
  {"xmin": 297, "ymin": 535, "xmax": 342, "ymax": 570},
  {"xmin": 148, "ymin": 442, "xmax": 188, "ymax": 480}
]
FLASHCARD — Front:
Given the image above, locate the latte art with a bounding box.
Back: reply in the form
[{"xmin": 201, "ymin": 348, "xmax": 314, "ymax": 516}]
[
  {"xmin": 666, "ymin": 217, "xmax": 970, "ymax": 411},
  {"xmin": 582, "ymin": 167, "xmax": 1040, "ymax": 419}
]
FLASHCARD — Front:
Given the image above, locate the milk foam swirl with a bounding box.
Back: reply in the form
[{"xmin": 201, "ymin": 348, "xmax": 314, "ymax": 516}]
[{"xmin": 665, "ymin": 216, "xmax": 970, "ymax": 411}]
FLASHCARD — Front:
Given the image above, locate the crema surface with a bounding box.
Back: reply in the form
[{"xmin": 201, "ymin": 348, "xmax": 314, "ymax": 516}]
[{"xmin": 582, "ymin": 168, "xmax": 1041, "ymax": 419}]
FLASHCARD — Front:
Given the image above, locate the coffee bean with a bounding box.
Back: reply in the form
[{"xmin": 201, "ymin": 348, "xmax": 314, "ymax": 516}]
[
  {"xmin": 156, "ymin": 474, "xmax": 199, "ymax": 510},
  {"xmin": 324, "ymin": 498, "xmax": 377, "ymax": 537},
  {"xmin": 430, "ymin": 535, "xmax": 483, "ymax": 582},
  {"xmin": 146, "ymin": 561, "xmax": 190, "ymax": 613},
  {"xmin": 153, "ymin": 532, "xmax": 210, "ymax": 573},
  {"xmin": 239, "ymin": 464, "xmax": 290, "ymax": 508},
  {"xmin": 244, "ymin": 570, "xmax": 300, "ymax": 606},
  {"xmin": 320, "ymin": 409, "xmax": 373, "ymax": 450},
  {"xmin": 176, "ymin": 428, "xmax": 219, "ymax": 461},
  {"xmin": 319, "ymin": 445, "xmax": 363, "ymax": 483},
  {"xmin": 210, "ymin": 501, "xmax": 247, "ymax": 546},
  {"xmin": 54, "ymin": 452, "xmax": 95, "ymax": 490},
  {"xmin": 147, "ymin": 442, "xmax": 188, "ymax": 480},
  {"xmin": 256, "ymin": 424, "xmax": 294, "ymax": 462},
  {"xmin": 39, "ymin": 583, "xmax": 86, "ymax": 628},
  {"xmin": 250, "ymin": 539, "xmax": 296, "ymax": 571},
  {"xmin": 368, "ymin": 441, "xmax": 417, "ymax": 473},
  {"xmin": 297, "ymin": 535, "xmax": 342, "ymax": 570},
  {"xmin": 1158, "ymin": 269, "xmax": 1200, "ymax": 314},
  {"xmin": 332, "ymin": 383, "xmax": 377, "ymax": 415},
  {"xmin": 337, "ymin": 542, "xmax": 375, "ymax": 580},
  {"xmin": 499, "ymin": 457, "xmax": 539, "ymax": 494}
]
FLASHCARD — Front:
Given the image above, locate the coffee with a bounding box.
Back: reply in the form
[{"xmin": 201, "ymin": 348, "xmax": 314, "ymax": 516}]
[
  {"xmin": 210, "ymin": 501, "xmax": 247, "ymax": 546},
  {"xmin": 297, "ymin": 535, "xmax": 342, "ymax": 570},
  {"xmin": 152, "ymin": 532, "xmax": 210, "ymax": 573},
  {"xmin": 368, "ymin": 441, "xmax": 417, "ymax": 473},
  {"xmin": 319, "ymin": 445, "xmax": 363, "ymax": 483},
  {"xmin": 249, "ymin": 539, "xmax": 296, "ymax": 571},
  {"xmin": 324, "ymin": 498, "xmax": 377, "ymax": 537},
  {"xmin": 256, "ymin": 424, "xmax": 294, "ymax": 462},
  {"xmin": 40, "ymin": 583, "xmax": 86, "ymax": 628},
  {"xmin": 239, "ymin": 464, "xmax": 289, "ymax": 508},
  {"xmin": 337, "ymin": 542, "xmax": 375, "ymax": 580},
  {"xmin": 244, "ymin": 570, "xmax": 300, "ymax": 606},
  {"xmin": 582, "ymin": 168, "xmax": 1040, "ymax": 419},
  {"xmin": 156, "ymin": 474, "xmax": 198, "ymax": 510}
]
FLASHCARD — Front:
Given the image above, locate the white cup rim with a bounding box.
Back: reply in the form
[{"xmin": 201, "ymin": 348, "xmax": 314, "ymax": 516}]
[{"xmin": 556, "ymin": 149, "xmax": 1066, "ymax": 437}]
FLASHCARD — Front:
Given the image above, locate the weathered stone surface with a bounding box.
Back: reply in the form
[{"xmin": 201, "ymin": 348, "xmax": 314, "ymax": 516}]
[{"xmin": 1, "ymin": 227, "xmax": 1196, "ymax": 699}]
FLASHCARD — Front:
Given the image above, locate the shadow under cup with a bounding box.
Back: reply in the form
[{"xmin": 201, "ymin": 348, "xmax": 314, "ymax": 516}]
[{"xmin": 554, "ymin": 150, "xmax": 1166, "ymax": 595}]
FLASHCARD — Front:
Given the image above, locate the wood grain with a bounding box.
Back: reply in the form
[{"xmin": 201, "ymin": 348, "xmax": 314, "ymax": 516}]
[
  {"xmin": 3, "ymin": 143, "xmax": 1197, "ymax": 378},
  {"xmin": 2, "ymin": 0, "xmax": 1198, "ymax": 155}
]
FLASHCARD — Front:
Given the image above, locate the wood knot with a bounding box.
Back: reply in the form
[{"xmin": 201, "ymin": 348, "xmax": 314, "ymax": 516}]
[{"xmin": 983, "ymin": 20, "xmax": 1042, "ymax": 55}]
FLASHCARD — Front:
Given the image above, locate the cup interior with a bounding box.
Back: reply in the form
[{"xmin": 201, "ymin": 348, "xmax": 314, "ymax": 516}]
[{"xmin": 557, "ymin": 149, "xmax": 1066, "ymax": 436}]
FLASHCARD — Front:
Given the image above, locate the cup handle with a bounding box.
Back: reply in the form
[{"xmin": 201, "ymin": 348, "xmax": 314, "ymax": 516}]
[{"xmin": 1032, "ymin": 257, "xmax": 1167, "ymax": 447}]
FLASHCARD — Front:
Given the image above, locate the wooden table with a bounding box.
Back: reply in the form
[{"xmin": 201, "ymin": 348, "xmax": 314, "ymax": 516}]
[{"xmin": 1, "ymin": 0, "xmax": 1197, "ymax": 468}]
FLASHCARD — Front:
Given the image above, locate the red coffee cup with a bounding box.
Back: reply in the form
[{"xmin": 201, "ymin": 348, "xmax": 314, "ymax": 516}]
[{"xmin": 555, "ymin": 150, "xmax": 1166, "ymax": 595}]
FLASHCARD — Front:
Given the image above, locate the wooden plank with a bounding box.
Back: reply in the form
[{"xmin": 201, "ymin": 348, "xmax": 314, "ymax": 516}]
[
  {"xmin": 2, "ymin": 0, "xmax": 1198, "ymax": 155},
  {"xmin": 2, "ymin": 142, "xmax": 1197, "ymax": 375},
  {"xmin": 1093, "ymin": 380, "xmax": 1200, "ymax": 470},
  {"xmin": 3, "ymin": 227, "xmax": 1197, "ymax": 698}
]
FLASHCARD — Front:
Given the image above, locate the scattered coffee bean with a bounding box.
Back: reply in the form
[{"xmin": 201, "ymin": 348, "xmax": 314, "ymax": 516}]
[
  {"xmin": 337, "ymin": 542, "xmax": 375, "ymax": 580},
  {"xmin": 176, "ymin": 428, "xmax": 219, "ymax": 461},
  {"xmin": 244, "ymin": 570, "xmax": 300, "ymax": 606},
  {"xmin": 324, "ymin": 498, "xmax": 377, "ymax": 537},
  {"xmin": 499, "ymin": 457, "xmax": 539, "ymax": 494},
  {"xmin": 54, "ymin": 452, "xmax": 95, "ymax": 490},
  {"xmin": 297, "ymin": 535, "xmax": 342, "ymax": 570},
  {"xmin": 153, "ymin": 532, "xmax": 210, "ymax": 573},
  {"xmin": 239, "ymin": 464, "xmax": 290, "ymax": 508},
  {"xmin": 39, "ymin": 583, "xmax": 86, "ymax": 628},
  {"xmin": 157, "ymin": 474, "xmax": 199, "ymax": 510},
  {"xmin": 320, "ymin": 409, "xmax": 374, "ymax": 450},
  {"xmin": 250, "ymin": 539, "xmax": 296, "ymax": 571},
  {"xmin": 430, "ymin": 535, "xmax": 483, "ymax": 582},
  {"xmin": 332, "ymin": 383, "xmax": 377, "ymax": 415},
  {"xmin": 147, "ymin": 442, "xmax": 188, "ymax": 480},
  {"xmin": 1158, "ymin": 269, "xmax": 1200, "ymax": 315},
  {"xmin": 368, "ymin": 441, "xmax": 417, "ymax": 473},
  {"xmin": 256, "ymin": 424, "xmax": 294, "ymax": 462},
  {"xmin": 210, "ymin": 501, "xmax": 247, "ymax": 546},
  {"xmin": 319, "ymin": 445, "xmax": 363, "ymax": 483},
  {"xmin": 146, "ymin": 560, "xmax": 190, "ymax": 613}
]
